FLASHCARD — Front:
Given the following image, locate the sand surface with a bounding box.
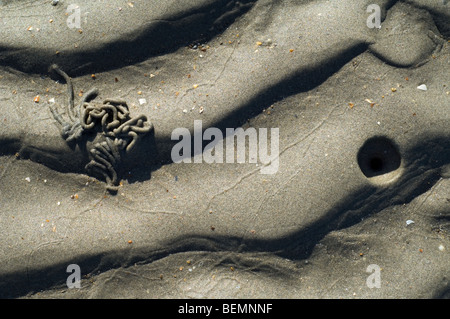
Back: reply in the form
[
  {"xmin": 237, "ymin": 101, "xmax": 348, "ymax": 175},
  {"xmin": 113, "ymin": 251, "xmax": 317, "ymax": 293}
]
[{"xmin": 0, "ymin": 0, "xmax": 449, "ymax": 298}]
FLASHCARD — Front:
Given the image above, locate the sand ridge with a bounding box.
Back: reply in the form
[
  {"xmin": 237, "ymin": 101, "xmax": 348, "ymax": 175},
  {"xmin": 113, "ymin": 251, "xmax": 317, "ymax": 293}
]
[{"xmin": 0, "ymin": 0, "xmax": 449, "ymax": 298}]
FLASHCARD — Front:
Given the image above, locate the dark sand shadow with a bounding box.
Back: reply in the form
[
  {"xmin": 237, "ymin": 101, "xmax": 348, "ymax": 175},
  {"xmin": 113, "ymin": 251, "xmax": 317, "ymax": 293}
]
[
  {"xmin": 154, "ymin": 42, "xmax": 370, "ymax": 164},
  {"xmin": 0, "ymin": 0, "xmax": 256, "ymax": 76},
  {"xmin": 1, "ymin": 136, "xmax": 448, "ymax": 298},
  {"xmin": 0, "ymin": 42, "xmax": 369, "ymax": 187}
]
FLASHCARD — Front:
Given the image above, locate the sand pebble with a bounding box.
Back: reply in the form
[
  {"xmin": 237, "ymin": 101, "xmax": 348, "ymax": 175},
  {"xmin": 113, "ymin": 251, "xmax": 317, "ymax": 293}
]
[
  {"xmin": 51, "ymin": 0, "xmax": 59, "ymax": 6},
  {"xmin": 25, "ymin": 177, "xmax": 31, "ymax": 182},
  {"xmin": 438, "ymin": 244, "xmax": 445, "ymax": 251},
  {"xmin": 139, "ymin": 98, "xmax": 146, "ymax": 105},
  {"xmin": 48, "ymin": 98, "xmax": 55, "ymax": 103},
  {"xmin": 417, "ymin": 84, "xmax": 427, "ymax": 91},
  {"xmin": 406, "ymin": 219, "xmax": 414, "ymax": 226}
]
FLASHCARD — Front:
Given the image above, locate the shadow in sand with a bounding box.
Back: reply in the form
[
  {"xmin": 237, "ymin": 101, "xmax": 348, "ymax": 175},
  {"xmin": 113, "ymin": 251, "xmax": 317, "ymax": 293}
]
[
  {"xmin": 1, "ymin": 135, "xmax": 448, "ymax": 298},
  {"xmin": 0, "ymin": 41, "xmax": 370, "ymax": 189},
  {"xmin": 0, "ymin": 0, "xmax": 256, "ymax": 76},
  {"xmin": 151, "ymin": 41, "xmax": 371, "ymax": 165}
]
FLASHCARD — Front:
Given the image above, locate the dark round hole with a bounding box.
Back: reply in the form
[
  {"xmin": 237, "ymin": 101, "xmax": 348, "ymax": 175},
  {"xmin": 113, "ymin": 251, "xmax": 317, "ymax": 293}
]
[
  {"xmin": 357, "ymin": 136, "xmax": 401, "ymax": 179},
  {"xmin": 369, "ymin": 157, "xmax": 384, "ymax": 172}
]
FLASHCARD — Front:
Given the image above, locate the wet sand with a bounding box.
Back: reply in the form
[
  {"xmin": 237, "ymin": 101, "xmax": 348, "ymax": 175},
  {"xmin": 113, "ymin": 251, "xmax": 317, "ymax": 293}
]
[{"xmin": 0, "ymin": 0, "xmax": 449, "ymax": 298}]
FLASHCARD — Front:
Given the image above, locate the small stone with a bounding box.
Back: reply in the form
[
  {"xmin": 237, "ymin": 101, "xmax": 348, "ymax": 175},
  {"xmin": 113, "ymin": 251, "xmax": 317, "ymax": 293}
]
[
  {"xmin": 139, "ymin": 98, "xmax": 146, "ymax": 105},
  {"xmin": 25, "ymin": 177, "xmax": 31, "ymax": 182},
  {"xmin": 406, "ymin": 220, "xmax": 414, "ymax": 226},
  {"xmin": 417, "ymin": 84, "xmax": 427, "ymax": 91},
  {"xmin": 51, "ymin": 0, "xmax": 59, "ymax": 6}
]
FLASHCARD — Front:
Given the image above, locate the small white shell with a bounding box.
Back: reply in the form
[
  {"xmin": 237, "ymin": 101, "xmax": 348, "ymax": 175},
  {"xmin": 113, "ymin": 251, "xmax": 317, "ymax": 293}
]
[{"xmin": 417, "ymin": 84, "xmax": 427, "ymax": 91}]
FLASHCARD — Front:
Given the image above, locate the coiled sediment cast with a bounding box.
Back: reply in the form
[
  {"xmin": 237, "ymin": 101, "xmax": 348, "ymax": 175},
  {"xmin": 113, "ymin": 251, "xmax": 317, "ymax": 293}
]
[{"xmin": 48, "ymin": 65, "xmax": 153, "ymax": 192}]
